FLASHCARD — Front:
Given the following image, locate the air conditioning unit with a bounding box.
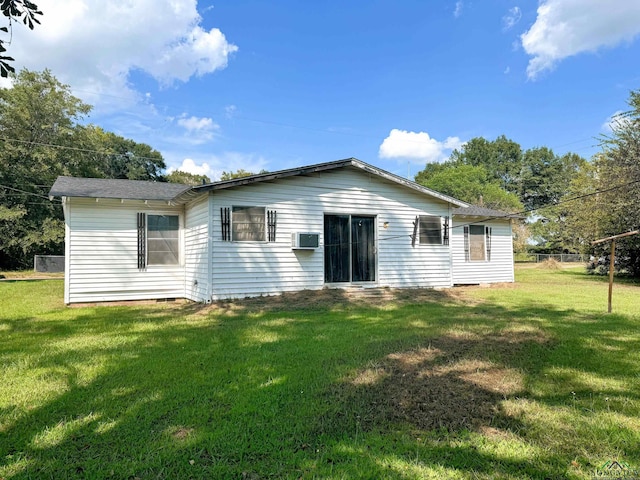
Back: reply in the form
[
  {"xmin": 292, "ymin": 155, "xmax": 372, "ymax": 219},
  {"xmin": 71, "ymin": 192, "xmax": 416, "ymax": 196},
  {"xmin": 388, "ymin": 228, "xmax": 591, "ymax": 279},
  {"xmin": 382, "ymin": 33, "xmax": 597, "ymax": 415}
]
[{"xmin": 292, "ymin": 232, "xmax": 320, "ymax": 250}]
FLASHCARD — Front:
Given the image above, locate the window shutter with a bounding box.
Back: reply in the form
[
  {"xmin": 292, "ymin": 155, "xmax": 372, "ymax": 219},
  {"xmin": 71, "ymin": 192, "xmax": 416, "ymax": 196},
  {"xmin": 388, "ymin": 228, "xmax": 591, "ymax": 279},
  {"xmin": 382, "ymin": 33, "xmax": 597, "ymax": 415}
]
[
  {"xmin": 486, "ymin": 226, "xmax": 492, "ymax": 261},
  {"xmin": 443, "ymin": 216, "xmax": 450, "ymax": 246},
  {"xmin": 267, "ymin": 210, "xmax": 277, "ymax": 242},
  {"xmin": 411, "ymin": 216, "xmax": 419, "ymax": 247},
  {"xmin": 463, "ymin": 226, "xmax": 470, "ymax": 262},
  {"xmin": 221, "ymin": 207, "xmax": 230, "ymax": 241},
  {"xmin": 137, "ymin": 212, "xmax": 146, "ymax": 269}
]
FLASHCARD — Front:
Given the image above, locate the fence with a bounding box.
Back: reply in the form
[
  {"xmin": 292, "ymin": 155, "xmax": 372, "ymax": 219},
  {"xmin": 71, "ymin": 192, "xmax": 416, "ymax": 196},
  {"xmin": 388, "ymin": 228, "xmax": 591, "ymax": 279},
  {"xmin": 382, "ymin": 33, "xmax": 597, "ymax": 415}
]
[
  {"xmin": 514, "ymin": 253, "xmax": 589, "ymax": 263},
  {"xmin": 34, "ymin": 255, "xmax": 65, "ymax": 273}
]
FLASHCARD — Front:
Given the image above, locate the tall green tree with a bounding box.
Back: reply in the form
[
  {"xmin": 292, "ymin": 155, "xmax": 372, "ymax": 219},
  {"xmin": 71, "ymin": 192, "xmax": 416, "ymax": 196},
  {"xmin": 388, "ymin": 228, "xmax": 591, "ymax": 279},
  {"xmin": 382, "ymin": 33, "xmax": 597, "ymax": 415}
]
[
  {"xmin": 79, "ymin": 126, "xmax": 166, "ymax": 181},
  {"xmin": 415, "ymin": 163, "xmax": 523, "ymax": 212},
  {"xmin": 586, "ymin": 90, "xmax": 640, "ymax": 276},
  {"xmin": 0, "ymin": 69, "xmax": 169, "ymax": 269},
  {"xmin": 0, "ymin": 69, "xmax": 91, "ymax": 269},
  {"xmin": 449, "ymin": 135, "xmax": 523, "ymax": 193}
]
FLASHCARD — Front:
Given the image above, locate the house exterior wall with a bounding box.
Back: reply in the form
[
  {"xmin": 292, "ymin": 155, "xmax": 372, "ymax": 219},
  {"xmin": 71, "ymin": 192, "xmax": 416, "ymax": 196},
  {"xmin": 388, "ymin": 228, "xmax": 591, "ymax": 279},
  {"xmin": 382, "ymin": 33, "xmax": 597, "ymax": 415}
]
[
  {"xmin": 209, "ymin": 167, "xmax": 454, "ymax": 300},
  {"xmin": 451, "ymin": 218, "xmax": 515, "ymax": 284},
  {"xmin": 64, "ymin": 198, "xmax": 185, "ymax": 303},
  {"xmin": 184, "ymin": 195, "xmax": 210, "ymax": 302}
]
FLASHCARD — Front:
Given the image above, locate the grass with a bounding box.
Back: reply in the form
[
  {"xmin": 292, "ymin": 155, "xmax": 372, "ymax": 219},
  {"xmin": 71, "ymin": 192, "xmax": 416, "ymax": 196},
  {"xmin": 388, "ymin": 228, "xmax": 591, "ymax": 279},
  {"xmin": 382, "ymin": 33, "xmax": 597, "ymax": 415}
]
[{"xmin": 0, "ymin": 265, "xmax": 639, "ymax": 479}]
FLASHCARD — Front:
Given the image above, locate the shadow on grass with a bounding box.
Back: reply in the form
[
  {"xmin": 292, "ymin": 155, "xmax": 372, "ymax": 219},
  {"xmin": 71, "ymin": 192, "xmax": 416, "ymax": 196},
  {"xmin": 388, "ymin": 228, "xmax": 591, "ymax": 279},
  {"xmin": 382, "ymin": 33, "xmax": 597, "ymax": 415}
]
[{"xmin": 1, "ymin": 286, "xmax": 639, "ymax": 478}]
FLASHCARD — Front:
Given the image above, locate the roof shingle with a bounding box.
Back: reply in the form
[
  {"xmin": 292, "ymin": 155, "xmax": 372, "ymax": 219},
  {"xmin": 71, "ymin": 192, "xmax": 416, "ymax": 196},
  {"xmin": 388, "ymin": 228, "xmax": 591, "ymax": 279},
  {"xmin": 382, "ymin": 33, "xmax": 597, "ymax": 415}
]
[{"xmin": 49, "ymin": 176, "xmax": 191, "ymax": 202}]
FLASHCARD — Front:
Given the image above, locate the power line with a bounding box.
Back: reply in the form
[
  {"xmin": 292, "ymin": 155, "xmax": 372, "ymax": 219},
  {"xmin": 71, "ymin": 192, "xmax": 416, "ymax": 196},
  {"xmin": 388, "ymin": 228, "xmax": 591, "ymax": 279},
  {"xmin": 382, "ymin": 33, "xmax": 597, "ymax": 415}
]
[
  {"xmin": 0, "ymin": 184, "xmax": 61, "ymax": 202},
  {"xmin": 0, "ymin": 137, "xmax": 164, "ymax": 164}
]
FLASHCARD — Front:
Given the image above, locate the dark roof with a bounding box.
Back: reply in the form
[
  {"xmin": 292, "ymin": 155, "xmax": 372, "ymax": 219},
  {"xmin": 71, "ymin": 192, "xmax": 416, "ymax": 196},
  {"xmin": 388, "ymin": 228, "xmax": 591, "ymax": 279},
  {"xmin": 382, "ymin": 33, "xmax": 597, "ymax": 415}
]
[
  {"xmin": 452, "ymin": 205, "xmax": 524, "ymax": 219},
  {"xmin": 178, "ymin": 157, "xmax": 469, "ymax": 207},
  {"xmin": 49, "ymin": 158, "xmax": 471, "ymax": 208},
  {"xmin": 49, "ymin": 176, "xmax": 191, "ymax": 202}
]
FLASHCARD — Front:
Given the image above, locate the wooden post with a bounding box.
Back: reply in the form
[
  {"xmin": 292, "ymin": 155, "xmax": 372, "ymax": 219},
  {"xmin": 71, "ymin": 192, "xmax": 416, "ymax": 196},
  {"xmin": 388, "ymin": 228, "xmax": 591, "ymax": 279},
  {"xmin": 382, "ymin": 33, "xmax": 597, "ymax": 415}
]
[
  {"xmin": 608, "ymin": 240, "xmax": 615, "ymax": 314},
  {"xmin": 592, "ymin": 229, "xmax": 639, "ymax": 314}
]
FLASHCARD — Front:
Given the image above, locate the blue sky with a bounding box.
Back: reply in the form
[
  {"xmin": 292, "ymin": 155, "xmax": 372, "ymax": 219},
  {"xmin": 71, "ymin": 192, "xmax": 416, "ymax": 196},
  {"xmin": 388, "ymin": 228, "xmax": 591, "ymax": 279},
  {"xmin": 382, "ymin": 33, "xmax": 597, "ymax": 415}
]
[{"xmin": 4, "ymin": 0, "xmax": 640, "ymax": 180}]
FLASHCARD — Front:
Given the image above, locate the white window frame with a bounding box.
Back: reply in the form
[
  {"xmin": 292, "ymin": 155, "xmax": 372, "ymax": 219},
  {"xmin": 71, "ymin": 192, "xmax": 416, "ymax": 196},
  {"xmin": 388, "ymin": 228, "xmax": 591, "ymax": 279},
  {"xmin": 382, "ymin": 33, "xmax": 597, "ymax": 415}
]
[{"xmin": 146, "ymin": 213, "xmax": 182, "ymax": 266}]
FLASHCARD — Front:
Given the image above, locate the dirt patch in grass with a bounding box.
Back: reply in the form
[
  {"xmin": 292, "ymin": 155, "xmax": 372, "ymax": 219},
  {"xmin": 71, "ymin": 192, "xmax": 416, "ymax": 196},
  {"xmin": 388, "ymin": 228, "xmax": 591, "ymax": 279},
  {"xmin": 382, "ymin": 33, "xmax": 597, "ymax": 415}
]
[
  {"xmin": 331, "ymin": 330, "xmax": 552, "ymax": 433},
  {"xmin": 206, "ymin": 286, "xmax": 470, "ymax": 313}
]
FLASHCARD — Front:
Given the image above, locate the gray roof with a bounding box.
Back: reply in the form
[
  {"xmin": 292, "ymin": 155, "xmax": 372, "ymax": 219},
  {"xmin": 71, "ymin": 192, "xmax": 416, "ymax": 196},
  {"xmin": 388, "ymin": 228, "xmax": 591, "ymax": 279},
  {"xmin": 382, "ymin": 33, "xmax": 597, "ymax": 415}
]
[
  {"xmin": 178, "ymin": 157, "xmax": 469, "ymax": 208},
  {"xmin": 49, "ymin": 158, "xmax": 472, "ymax": 208},
  {"xmin": 452, "ymin": 205, "xmax": 524, "ymax": 219},
  {"xmin": 49, "ymin": 176, "xmax": 191, "ymax": 202}
]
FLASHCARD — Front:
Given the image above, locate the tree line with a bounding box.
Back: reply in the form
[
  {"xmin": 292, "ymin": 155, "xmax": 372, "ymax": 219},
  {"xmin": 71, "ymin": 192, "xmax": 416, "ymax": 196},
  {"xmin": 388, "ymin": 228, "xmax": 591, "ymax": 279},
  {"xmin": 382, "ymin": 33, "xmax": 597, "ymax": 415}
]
[
  {"xmin": 0, "ymin": 70, "xmax": 203, "ymax": 269},
  {"xmin": 1, "ymin": 69, "xmax": 639, "ymax": 277},
  {"xmin": 414, "ymin": 89, "xmax": 640, "ymax": 276}
]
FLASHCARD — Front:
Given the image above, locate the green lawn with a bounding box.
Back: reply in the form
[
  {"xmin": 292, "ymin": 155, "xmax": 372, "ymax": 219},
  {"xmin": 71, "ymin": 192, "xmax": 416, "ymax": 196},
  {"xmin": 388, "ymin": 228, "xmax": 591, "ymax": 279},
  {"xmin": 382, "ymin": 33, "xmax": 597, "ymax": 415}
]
[{"xmin": 1, "ymin": 266, "xmax": 639, "ymax": 479}]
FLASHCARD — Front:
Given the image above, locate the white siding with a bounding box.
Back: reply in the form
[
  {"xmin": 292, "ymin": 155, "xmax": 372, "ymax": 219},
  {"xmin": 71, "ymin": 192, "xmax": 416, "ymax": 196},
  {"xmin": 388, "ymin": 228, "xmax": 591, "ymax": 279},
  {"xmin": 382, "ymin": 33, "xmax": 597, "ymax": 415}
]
[
  {"xmin": 209, "ymin": 167, "xmax": 454, "ymax": 300},
  {"xmin": 65, "ymin": 198, "xmax": 185, "ymax": 303},
  {"xmin": 451, "ymin": 219, "xmax": 515, "ymax": 284},
  {"xmin": 184, "ymin": 195, "xmax": 210, "ymax": 302}
]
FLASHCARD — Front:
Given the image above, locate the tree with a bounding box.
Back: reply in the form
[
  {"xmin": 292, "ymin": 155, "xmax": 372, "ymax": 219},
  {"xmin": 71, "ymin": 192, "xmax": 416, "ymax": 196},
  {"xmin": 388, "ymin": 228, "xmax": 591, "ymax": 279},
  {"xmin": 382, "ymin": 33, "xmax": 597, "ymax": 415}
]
[
  {"xmin": 585, "ymin": 90, "xmax": 640, "ymax": 276},
  {"xmin": 0, "ymin": 69, "xmax": 90, "ymax": 269},
  {"xmin": 0, "ymin": 69, "xmax": 169, "ymax": 269},
  {"xmin": 449, "ymin": 135, "xmax": 523, "ymax": 193},
  {"xmin": 415, "ymin": 163, "xmax": 523, "ymax": 212},
  {"xmin": 219, "ymin": 168, "xmax": 268, "ymax": 180},
  {"xmin": 166, "ymin": 170, "xmax": 211, "ymax": 185},
  {"xmin": 1, "ymin": 0, "xmax": 42, "ymax": 77},
  {"xmin": 79, "ymin": 126, "xmax": 166, "ymax": 181}
]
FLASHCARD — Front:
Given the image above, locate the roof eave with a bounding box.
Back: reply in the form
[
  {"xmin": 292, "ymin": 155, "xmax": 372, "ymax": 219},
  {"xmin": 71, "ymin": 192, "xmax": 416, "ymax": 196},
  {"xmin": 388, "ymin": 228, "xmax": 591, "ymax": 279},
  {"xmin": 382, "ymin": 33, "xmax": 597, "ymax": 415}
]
[{"xmin": 187, "ymin": 157, "xmax": 469, "ymax": 207}]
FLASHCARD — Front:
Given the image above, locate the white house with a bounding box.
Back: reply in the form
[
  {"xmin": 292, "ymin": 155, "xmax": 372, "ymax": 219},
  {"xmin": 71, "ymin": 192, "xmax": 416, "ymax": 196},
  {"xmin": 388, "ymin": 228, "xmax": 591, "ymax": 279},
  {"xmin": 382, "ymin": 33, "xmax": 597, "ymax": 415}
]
[{"xmin": 49, "ymin": 158, "xmax": 520, "ymax": 304}]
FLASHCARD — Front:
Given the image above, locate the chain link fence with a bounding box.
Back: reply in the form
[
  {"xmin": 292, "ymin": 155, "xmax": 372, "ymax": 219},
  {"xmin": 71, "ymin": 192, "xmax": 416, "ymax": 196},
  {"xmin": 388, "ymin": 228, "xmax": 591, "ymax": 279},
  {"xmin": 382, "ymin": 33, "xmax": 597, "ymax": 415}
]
[
  {"xmin": 514, "ymin": 253, "xmax": 589, "ymax": 263},
  {"xmin": 34, "ymin": 255, "xmax": 65, "ymax": 273}
]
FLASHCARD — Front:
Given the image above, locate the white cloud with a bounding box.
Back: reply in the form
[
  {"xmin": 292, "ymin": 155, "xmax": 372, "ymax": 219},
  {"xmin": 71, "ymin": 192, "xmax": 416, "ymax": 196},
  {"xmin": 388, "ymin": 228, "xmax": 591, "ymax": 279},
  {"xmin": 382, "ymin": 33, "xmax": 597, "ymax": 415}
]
[
  {"xmin": 169, "ymin": 152, "xmax": 268, "ymax": 181},
  {"xmin": 504, "ymin": 66, "xmax": 511, "ymax": 74},
  {"xmin": 176, "ymin": 115, "xmax": 219, "ymax": 144},
  {"xmin": 177, "ymin": 115, "xmax": 218, "ymax": 132},
  {"xmin": 378, "ymin": 129, "xmax": 464, "ymax": 164},
  {"xmin": 521, "ymin": 0, "xmax": 640, "ymax": 79},
  {"xmin": 454, "ymin": 1, "xmax": 463, "ymax": 18},
  {"xmin": 502, "ymin": 6, "xmax": 522, "ymax": 31},
  {"xmin": 601, "ymin": 110, "xmax": 630, "ymax": 133},
  {"xmin": 5, "ymin": 0, "xmax": 237, "ymax": 105}
]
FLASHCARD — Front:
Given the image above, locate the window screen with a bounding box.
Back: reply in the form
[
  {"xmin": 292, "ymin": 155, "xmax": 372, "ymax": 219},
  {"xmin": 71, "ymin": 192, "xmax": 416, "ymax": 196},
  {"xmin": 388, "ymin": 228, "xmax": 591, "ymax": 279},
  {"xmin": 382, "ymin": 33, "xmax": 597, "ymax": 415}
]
[
  {"xmin": 232, "ymin": 206, "xmax": 266, "ymax": 241},
  {"xmin": 469, "ymin": 225, "xmax": 486, "ymax": 261},
  {"xmin": 419, "ymin": 215, "xmax": 442, "ymax": 245},
  {"xmin": 147, "ymin": 215, "xmax": 180, "ymax": 265}
]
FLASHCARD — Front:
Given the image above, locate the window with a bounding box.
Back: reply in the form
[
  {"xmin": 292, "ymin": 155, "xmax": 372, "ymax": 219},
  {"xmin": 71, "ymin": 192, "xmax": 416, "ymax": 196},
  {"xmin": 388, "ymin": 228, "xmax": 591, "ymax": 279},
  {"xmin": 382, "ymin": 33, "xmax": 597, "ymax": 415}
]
[
  {"xmin": 147, "ymin": 215, "xmax": 180, "ymax": 265},
  {"xmin": 464, "ymin": 225, "xmax": 492, "ymax": 261},
  {"xmin": 419, "ymin": 215, "xmax": 442, "ymax": 245},
  {"xmin": 232, "ymin": 206, "xmax": 265, "ymax": 241}
]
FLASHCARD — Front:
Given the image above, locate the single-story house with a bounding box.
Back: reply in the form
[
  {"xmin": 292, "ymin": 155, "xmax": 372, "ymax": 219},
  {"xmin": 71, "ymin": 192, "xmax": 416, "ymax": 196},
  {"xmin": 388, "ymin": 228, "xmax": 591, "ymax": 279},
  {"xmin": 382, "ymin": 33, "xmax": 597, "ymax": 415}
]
[{"xmin": 49, "ymin": 158, "xmax": 521, "ymax": 304}]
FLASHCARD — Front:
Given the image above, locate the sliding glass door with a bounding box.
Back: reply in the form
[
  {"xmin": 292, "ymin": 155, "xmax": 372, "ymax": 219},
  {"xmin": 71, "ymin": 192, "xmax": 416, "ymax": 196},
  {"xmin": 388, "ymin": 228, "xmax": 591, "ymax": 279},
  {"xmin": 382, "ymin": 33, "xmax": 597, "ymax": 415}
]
[{"xmin": 324, "ymin": 214, "xmax": 376, "ymax": 283}]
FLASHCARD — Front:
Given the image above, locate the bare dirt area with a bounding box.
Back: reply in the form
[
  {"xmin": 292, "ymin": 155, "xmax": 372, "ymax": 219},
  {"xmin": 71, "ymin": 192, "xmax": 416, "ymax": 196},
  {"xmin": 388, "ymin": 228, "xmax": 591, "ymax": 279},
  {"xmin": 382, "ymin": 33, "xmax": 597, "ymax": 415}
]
[
  {"xmin": 206, "ymin": 285, "xmax": 480, "ymax": 313},
  {"xmin": 336, "ymin": 330, "xmax": 551, "ymax": 433}
]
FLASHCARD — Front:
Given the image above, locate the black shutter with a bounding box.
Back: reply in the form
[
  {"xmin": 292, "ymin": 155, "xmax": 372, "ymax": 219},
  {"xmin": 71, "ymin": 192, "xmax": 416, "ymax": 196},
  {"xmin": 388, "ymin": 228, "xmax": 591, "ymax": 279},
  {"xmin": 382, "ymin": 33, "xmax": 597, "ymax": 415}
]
[
  {"xmin": 137, "ymin": 212, "xmax": 146, "ymax": 269},
  {"xmin": 267, "ymin": 210, "xmax": 277, "ymax": 242},
  {"xmin": 463, "ymin": 226, "xmax": 470, "ymax": 262},
  {"xmin": 411, "ymin": 216, "xmax": 419, "ymax": 247},
  {"xmin": 221, "ymin": 207, "xmax": 230, "ymax": 241},
  {"xmin": 486, "ymin": 226, "xmax": 492, "ymax": 261},
  {"xmin": 443, "ymin": 216, "xmax": 450, "ymax": 246}
]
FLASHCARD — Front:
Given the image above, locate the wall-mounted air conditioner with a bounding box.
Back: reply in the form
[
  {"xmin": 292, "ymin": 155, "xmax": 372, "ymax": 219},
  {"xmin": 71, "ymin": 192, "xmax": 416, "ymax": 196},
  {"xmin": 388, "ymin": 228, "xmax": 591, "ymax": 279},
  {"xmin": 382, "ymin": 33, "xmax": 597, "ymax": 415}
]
[{"xmin": 292, "ymin": 232, "xmax": 320, "ymax": 250}]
